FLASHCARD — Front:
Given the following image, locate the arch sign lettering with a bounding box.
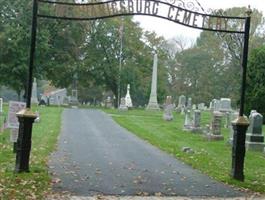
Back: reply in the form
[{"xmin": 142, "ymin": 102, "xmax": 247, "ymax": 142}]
[
  {"xmin": 38, "ymin": 0, "xmax": 246, "ymax": 33},
  {"xmin": 17, "ymin": 0, "xmax": 251, "ymax": 183}
]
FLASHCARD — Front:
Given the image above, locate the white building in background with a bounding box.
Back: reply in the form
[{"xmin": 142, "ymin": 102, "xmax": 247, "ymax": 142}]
[{"xmin": 41, "ymin": 88, "xmax": 68, "ymax": 106}]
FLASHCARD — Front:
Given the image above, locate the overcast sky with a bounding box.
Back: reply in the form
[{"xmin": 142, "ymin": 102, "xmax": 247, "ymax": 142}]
[{"xmin": 134, "ymin": 0, "xmax": 265, "ymax": 41}]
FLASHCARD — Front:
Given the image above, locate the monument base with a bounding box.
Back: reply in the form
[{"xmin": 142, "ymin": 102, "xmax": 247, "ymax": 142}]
[
  {"xmin": 163, "ymin": 114, "xmax": 173, "ymax": 121},
  {"xmin": 246, "ymin": 134, "xmax": 264, "ymax": 142},
  {"xmin": 183, "ymin": 125, "xmax": 192, "ymax": 131},
  {"xmin": 190, "ymin": 127, "xmax": 202, "ymax": 134},
  {"xmin": 246, "ymin": 142, "xmax": 265, "ymax": 152},
  {"xmin": 146, "ymin": 103, "xmax": 160, "ymax": 111},
  {"xmin": 118, "ymin": 105, "xmax": 128, "ymax": 111},
  {"xmin": 205, "ymin": 134, "xmax": 224, "ymax": 141}
]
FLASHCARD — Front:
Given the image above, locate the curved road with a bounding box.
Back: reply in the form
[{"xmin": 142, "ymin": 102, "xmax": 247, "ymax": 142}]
[{"xmin": 49, "ymin": 109, "xmax": 244, "ymax": 197}]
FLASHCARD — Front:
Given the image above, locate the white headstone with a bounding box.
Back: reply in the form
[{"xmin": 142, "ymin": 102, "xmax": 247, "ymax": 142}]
[
  {"xmin": 190, "ymin": 110, "xmax": 202, "ymax": 133},
  {"xmin": 10, "ymin": 128, "xmax": 19, "ymax": 143},
  {"xmin": 7, "ymin": 101, "xmax": 26, "ymax": 129},
  {"xmin": 163, "ymin": 96, "xmax": 174, "ymax": 121},
  {"xmin": 187, "ymin": 97, "xmax": 192, "ymax": 109},
  {"xmin": 193, "ymin": 110, "xmax": 201, "ymax": 128},
  {"xmin": 119, "ymin": 97, "xmax": 128, "ymax": 111},
  {"xmin": 183, "ymin": 110, "xmax": 192, "ymax": 130},
  {"xmin": 228, "ymin": 111, "xmax": 239, "ymax": 144},
  {"xmin": 125, "ymin": 84, "xmax": 133, "ymax": 108},
  {"xmin": 246, "ymin": 111, "xmax": 265, "ymax": 151},
  {"xmin": 213, "ymin": 100, "xmax": 221, "ymax": 111},
  {"xmin": 146, "ymin": 54, "xmax": 160, "ymax": 110},
  {"xmin": 31, "ymin": 78, "xmax": 39, "ymax": 104},
  {"xmin": 198, "ymin": 103, "xmax": 205, "ymax": 110},
  {"xmin": 105, "ymin": 96, "xmax": 113, "ymax": 108},
  {"xmin": 209, "ymin": 101, "xmax": 213, "ymax": 110},
  {"xmin": 35, "ymin": 111, "xmax": 40, "ymax": 123},
  {"xmin": 178, "ymin": 95, "xmax": 186, "ymax": 108},
  {"xmin": 205, "ymin": 111, "xmax": 224, "ymax": 141},
  {"xmin": 219, "ymin": 98, "xmax": 231, "ymax": 112}
]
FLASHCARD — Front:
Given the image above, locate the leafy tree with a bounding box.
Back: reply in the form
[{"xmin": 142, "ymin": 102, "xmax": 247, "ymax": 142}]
[
  {"xmin": 82, "ymin": 17, "xmax": 168, "ymax": 107},
  {"xmin": 167, "ymin": 7, "xmax": 265, "ymax": 106},
  {"xmin": 0, "ymin": 1, "xmax": 174, "ymax": 106},
  {"xmin": 245, "ymin": 45, "xmax": 265, "ymax": 122},
  {"xmin": 0, "ymin": 0, "xmax": 54, "ymax": 100}
]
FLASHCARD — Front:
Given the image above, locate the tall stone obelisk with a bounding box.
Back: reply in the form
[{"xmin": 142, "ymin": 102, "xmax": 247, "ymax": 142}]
[
  {"xmin": 146, "ymin": 54, "xmax": 160, "ymax": 110},
  {"xmin": 31, "ymin": 78, "xmax": 39, "ymax": 104},
  {"xmin": 125, "ymin": 84, "xmax": 133, "ymax": 108}
]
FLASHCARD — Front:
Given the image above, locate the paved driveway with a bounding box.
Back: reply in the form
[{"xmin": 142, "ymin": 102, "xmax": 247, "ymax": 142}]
[{"xmin": 49, "ymin": 109, "xmax": 244, "ymax": 198}]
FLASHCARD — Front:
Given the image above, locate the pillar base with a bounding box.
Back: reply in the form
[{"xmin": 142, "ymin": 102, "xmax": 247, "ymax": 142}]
[
  {"xmin": 231, "ymin": 116, "xmax": 249, "ymax": 181},
  {"xmin": 15, "ymin": 109, "xmax": 37, "ymax": 173}
]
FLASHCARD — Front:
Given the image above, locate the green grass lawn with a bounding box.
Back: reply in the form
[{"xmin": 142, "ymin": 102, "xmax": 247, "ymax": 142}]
[
  {"xmin": 0, "ymin": 105, "xmax": 63, "ymax": 199},
  {"xmin": 1, "ymin": 106, "xmax": 265, "ymax": 198},
  {"xmin": 104, "ymin": 109, "xmax": 265, "ymax": 193}
]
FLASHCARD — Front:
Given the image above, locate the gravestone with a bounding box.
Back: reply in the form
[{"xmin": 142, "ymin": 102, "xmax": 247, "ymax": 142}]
[
  {"xmin": 219, "ymin": 98, "xmax": 231, "ymax": 112},
  {"xmin": 118, "ymin": 97, "xmax": 128, "ymax": 111},
  {"xmin": 191, "ymin": 110, "xmax": 202, "ymax": 133},
  {"xmin": 35, "ymin": 111, "xmax": 40, "ymax": 123},
  {"xmin": 178, "ymin": 95, "xmax": 186, "ymax": 108},
  {"xmin": 10, "ymin": 128, "xmax": 19, "ymax": 143},
  {"xmin": 176, "ymin": 95, "xmax": 186, "ymax": 114},
  {"xmin": 163, "ymin": 96, "xmax": 174, "ymax": 121},
  {"xmin": 224, "ymin": 111, "xmax": 231, "ymax": 128},
  {"xmin": 146, "ymin": 54, "xmax": 160, "ymax": 110},
  {"xmin": 205, "ymin": 111, "xmax": 224, "ymax": 140},
  {"xmin": 7, "ymin": 101, "xmax": 26, "ymax": 143},
  {"xmin": 209, "ymin": 101, "xmax": 214, "ymax": 110},
  {"xmin": 0, "ymin": 98, "xmax": 3, "ymax": 113},
  {"xmin": 246, "ymin": 111, "xmax": 265, "ymax": 151},
  {"xmin": 192, "ymin": 104, "xmax": 197, "ymax": 110},
  {"xmin": 187, "ymin": 97, "xmax": 192, "ymax": 109},
  {"xmin": 212, "ymin": 99, "xmax": 221, "ymax": 111},
  {"xmin": 125, "ymin": 84, "xmax": 133, "ymax": 108},
  {"xmin": 31, "ymin": 78, "xmax": 39, "ymax": 104},
  {"xmin": 228, "ymin": 111, "xmax": 239, "ymax": 144},
  {"xmin": 197, "ymin": 103, "xmax": 205, "ymax": 110},
  {"xmin": 7, "ymin": 101, "xmax": 26, "ymax": 129},
  {"xmin": 105, "ymin": 96, "xmax": 113, "ymax": 108},
  {"xmin": 183, "ymin": 110, "xmax": 192, "ymax": 131}
]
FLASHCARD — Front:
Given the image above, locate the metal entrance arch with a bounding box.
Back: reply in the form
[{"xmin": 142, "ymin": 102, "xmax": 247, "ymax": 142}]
[{"xmin": 16, "ymin": 0, "xmax": 251, "ymax": 181}]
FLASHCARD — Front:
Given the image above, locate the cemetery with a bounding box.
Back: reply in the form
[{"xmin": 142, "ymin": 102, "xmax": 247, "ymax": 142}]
[{"xmin": 1, "ymin": 0, "xmax": 265, "ymax": 199}]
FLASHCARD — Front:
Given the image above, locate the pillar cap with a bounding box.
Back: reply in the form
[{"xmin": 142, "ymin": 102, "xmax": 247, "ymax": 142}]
[
  {"xmin": 16, "ymin": 108, "xmax": 37, "ymax": 118},
  {"xmin": 232, "ymin": 116, "xmax": 249, "ymax": 125}
]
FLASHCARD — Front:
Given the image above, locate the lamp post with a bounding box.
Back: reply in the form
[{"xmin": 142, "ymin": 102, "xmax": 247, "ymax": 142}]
[
  {"xmin": 15, "ymin": 0, "xmax": 38, "ymax": 172},
  {"xmin": 231, "ymin": 7, "xmax": 252, "ymax": 181}
]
